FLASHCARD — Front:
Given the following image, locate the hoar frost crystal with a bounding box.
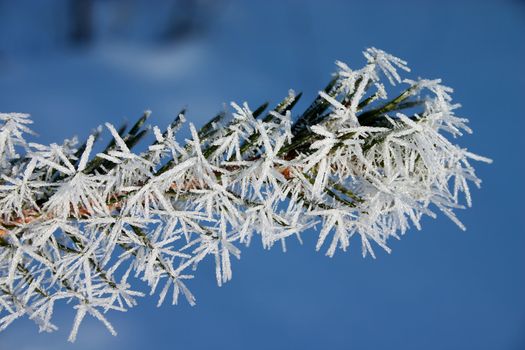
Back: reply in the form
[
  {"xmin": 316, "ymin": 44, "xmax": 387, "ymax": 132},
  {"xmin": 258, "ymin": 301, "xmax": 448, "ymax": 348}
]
[{"xmin": 0, "ymin": 48, "xmax": 491, "ymax": 341}]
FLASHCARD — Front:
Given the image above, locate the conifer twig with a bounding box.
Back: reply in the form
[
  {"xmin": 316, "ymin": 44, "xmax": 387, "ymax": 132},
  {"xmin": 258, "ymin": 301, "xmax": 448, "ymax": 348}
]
[{"xmin": 0, "ymin": 48, "xmax": 491, "ymax": 341}]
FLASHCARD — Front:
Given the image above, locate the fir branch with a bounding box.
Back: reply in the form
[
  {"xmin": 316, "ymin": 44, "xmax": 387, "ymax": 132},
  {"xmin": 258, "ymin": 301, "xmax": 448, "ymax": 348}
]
[{"xmin": 0, "ymin": 48, "xmax": 491, "ymax": 341}]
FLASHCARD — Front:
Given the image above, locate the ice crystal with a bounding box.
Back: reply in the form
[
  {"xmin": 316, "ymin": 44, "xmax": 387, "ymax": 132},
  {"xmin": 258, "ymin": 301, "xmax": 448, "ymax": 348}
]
[{"xmin": 0, "ymin": 48, "xmax": 491, "ymax": 341}]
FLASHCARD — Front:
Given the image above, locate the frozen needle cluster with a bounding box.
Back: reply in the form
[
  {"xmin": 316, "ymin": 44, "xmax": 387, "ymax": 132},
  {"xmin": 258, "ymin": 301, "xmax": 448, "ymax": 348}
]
[{"xmin": 0, "ymin": 48, "xmax": 491, "ymax": 341}]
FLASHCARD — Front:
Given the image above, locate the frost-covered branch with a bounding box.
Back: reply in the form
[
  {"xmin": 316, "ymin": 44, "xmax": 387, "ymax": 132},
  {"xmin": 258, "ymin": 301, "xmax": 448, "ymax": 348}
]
[{"xmin": 0, "ymin": 47, "xmax": 491, "ymax": 341}]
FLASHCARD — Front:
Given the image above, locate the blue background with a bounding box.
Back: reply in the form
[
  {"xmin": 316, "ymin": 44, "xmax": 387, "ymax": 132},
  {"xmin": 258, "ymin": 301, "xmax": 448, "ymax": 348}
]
[{"xmin": 0, "ymin": 0, "xmax": 524, "ymax": 349}]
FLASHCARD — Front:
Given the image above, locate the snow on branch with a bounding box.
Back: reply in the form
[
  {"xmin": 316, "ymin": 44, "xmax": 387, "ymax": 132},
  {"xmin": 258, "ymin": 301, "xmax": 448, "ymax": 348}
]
[{"xmin": 0, "ymin": 48, "xmax": 491, "ymax": 341}]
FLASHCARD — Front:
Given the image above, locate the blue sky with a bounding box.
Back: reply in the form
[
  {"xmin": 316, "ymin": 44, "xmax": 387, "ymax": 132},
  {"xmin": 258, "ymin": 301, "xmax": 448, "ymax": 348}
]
[{"xmin": 0, "ymin": 1, "xmax": 524, "ymax": 349}]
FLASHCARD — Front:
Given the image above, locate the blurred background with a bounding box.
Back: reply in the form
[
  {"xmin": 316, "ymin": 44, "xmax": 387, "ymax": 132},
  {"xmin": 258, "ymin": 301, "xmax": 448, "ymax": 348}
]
[{"xmin": 0, "ymin": 0, "xmax": 524, "ymax": 349}]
